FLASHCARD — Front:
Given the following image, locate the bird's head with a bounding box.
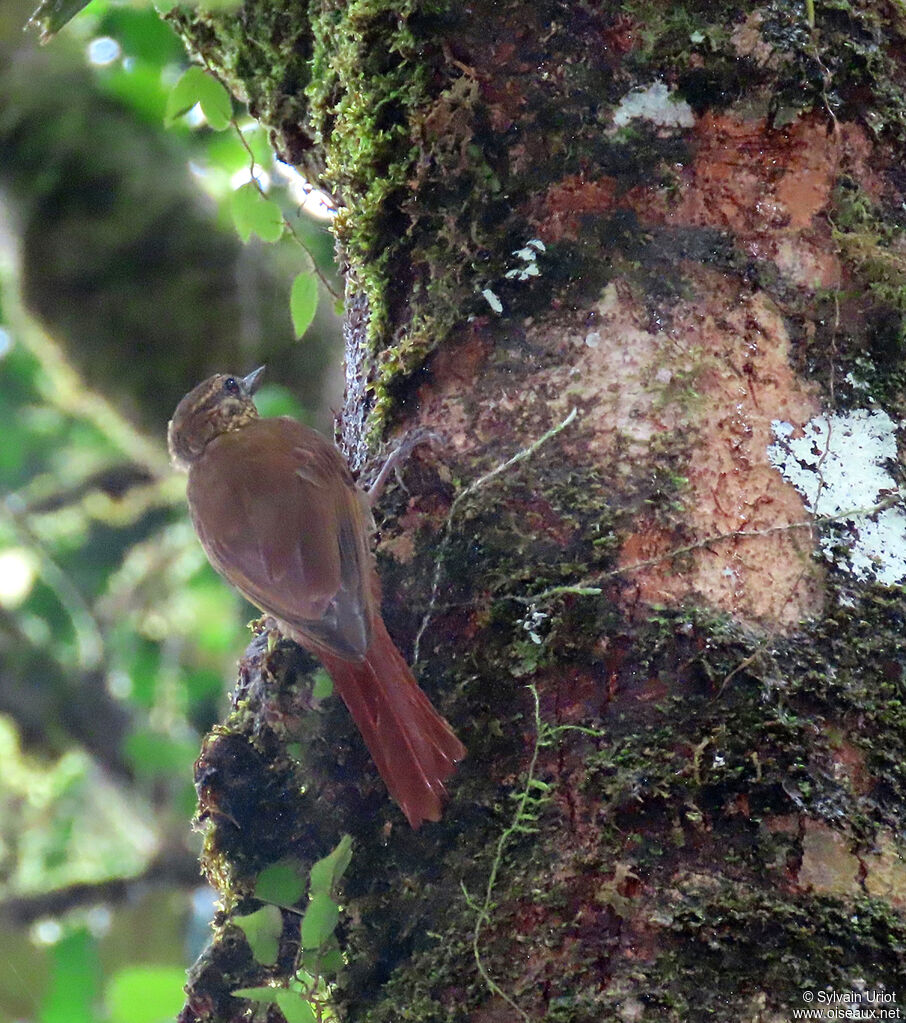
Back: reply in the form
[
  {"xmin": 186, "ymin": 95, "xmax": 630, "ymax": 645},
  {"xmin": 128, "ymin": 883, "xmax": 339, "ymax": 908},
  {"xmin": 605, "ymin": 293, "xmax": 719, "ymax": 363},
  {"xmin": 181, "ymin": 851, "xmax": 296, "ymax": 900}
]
[{"xmin": 168, "ymin": 367, "xmax": 265, "ymax": 470}]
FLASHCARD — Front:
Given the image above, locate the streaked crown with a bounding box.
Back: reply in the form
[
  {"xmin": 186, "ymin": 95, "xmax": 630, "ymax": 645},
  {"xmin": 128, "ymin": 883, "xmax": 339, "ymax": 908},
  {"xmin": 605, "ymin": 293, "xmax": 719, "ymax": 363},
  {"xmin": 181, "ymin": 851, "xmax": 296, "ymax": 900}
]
[{"xmin": 168, "ymin": 368, "xmax": 264, "ymax": 470}]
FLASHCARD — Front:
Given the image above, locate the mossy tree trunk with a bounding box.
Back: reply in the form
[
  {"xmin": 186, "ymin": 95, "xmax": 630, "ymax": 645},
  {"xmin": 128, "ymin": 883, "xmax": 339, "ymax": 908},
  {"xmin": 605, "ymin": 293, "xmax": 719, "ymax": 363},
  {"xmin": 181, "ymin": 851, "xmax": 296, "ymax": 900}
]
[{"xmin": 171, "ymin": 3, "xmax": 906, "ymax": 1021}]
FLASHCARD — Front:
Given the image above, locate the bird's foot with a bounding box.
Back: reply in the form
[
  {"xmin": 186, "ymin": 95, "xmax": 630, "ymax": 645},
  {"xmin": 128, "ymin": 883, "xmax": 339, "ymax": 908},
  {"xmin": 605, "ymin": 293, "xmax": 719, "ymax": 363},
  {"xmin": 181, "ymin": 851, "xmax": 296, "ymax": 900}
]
[{"xmin": 366, "ymin": 428, "xmax": 443, "ymax": 506}]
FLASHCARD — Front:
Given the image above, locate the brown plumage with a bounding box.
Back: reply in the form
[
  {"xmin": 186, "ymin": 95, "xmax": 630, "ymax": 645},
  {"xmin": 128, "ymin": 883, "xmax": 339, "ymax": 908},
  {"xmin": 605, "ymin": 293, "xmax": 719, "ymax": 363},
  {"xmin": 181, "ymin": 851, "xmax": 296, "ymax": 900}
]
[{"xmin": 168, "ymin": 369, "xmax": 465, "ymax": 828}]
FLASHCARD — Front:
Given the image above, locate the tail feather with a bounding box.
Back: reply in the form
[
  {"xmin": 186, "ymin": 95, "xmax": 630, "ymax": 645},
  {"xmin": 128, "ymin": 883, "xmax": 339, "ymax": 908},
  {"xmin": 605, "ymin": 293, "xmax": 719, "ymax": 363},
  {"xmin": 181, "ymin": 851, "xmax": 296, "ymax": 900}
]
[{"xmin": 317, "ymin": 617, "xmax": 466, "ymax": 828}]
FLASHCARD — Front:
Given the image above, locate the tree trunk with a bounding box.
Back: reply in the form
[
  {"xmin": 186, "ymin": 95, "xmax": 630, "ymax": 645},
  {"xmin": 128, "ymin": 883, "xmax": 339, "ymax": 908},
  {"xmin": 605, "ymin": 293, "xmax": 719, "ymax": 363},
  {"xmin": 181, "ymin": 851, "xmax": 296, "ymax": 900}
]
[{"xmin": 170, "ymin": 3, "xmax": 906, "ymax": 1020}]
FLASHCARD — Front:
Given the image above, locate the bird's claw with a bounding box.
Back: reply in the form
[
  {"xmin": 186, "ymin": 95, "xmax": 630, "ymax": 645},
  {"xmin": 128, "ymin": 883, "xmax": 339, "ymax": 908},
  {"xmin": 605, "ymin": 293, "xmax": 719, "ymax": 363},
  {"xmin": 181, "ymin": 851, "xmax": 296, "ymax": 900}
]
[{"xmin": 367, "ymin": 428, "xmax": 444, "ymax": 506}]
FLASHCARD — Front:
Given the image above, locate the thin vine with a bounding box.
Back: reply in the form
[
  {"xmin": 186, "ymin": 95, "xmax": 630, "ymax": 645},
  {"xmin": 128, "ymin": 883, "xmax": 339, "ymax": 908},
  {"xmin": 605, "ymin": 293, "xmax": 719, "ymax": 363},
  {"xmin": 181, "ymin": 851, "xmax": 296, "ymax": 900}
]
[
  {"xmin": 509, "ymin": 488, "xmax": 904, "ymax": 610},
  {"xmin": 461, "ymin": 683, "xmax": 546, "ymax": 1023},
  {"xmin": 228, "ymin": 105, "xmax": 342, "ymax": 303},
  {"xmin": 414, "ymin": 407, "xmax": 579, "ymax": 665}
]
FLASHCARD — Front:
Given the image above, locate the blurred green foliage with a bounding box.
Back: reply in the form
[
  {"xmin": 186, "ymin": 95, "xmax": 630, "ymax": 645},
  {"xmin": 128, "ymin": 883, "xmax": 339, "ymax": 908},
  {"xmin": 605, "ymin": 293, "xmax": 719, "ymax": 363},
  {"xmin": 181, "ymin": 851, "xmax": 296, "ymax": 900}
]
[
  {"xmin": 0, "ymin": 1, "xmax": 343, "ymax": 1019},
  {"xmin": 40, "ymin": 928, "xmax": 98, "ymax": 1023},
  {"xmin": 2, "ymin": 0, "xmax": 340, "ymax": 430},
  {"xmin": 105, "ymin": 965, "xmax": 188, "ymax": 1023}
]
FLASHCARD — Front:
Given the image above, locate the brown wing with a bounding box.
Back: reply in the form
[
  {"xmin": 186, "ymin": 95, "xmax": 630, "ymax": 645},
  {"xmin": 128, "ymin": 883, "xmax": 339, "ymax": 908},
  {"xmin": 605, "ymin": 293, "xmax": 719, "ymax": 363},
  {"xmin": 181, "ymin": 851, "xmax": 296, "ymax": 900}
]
[{"xmin": 187, "ymin": 416, "xmax": 374, "ymax": 658}]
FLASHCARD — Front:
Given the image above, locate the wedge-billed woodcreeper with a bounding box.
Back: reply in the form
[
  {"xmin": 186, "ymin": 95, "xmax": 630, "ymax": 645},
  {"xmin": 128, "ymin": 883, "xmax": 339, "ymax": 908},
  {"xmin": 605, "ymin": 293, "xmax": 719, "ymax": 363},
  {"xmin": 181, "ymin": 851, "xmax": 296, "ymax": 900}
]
[{"xmin": 168, "ymin": 368, "xmax": 465, "ymax": 828}]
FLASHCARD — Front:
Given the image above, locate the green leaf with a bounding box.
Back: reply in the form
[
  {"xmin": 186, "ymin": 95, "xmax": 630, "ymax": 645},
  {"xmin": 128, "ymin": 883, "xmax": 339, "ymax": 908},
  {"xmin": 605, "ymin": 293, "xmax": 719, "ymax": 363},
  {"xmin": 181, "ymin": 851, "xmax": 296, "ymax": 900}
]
[
  {"xmin": 106, "ymin": 965, "xmax": 187, "ymax": 1023},
  {"xmin": 165, "ymin": 67, "xmax": 232, "ymax": 130},
  {"xmin": 234, "ymin": 905, "xmax": 283, "ymax": 965},
  {"xmin": 243, "ymin": 125, "xmax": 274, "ymax": 165},
  {"xmin": 195, "ymin": 72, "xmax": 233, "ymax": 130},
  {"xmin": 97, "ymin": 7, "xmax": 186, "ymax": 64},
  {"xmin": 319, "ymin": 945, "xmax": 345, "ymax": 976},
  {"xmin": 231, "ymin": 183, "xmax": 284, "ymax": 243},
  {"xmin": 233, "ymin": 989, "xmax": 316, "ymax": 1023},
  {"xmin": 300, "ymin": 893, "xmax": 340, "ymax": 950},
  {"xmin": 101, "ymin": 64, "xmax": 169, "ymax": 127},
  {"xmin": 232, "ymin": 986, "xmax": 275, "ymax": 999},
  {"xmin": 281, "ymin": 996, "xmax": 318, "ymax": 1023},
  {"xmin": 290, "ymin": 273, "xmax": 318, "ymax": 338},
  {"xmin": 255, "ymin": 859, "xmax": 306, "ymax": 907},
  {"xmin": 164, "ymin": 66, "xmax": 206, "ymax": 125},
  {"xmin": 206, "ymin": 131, "xmax": 254, "ymax": 175},
  {"xmin": 275, "ymin": 992, "xmax": 318, "ymax": 1023},
  {"xmin": 302, "ymin": 941, "xmax": 343, "ymax": 978},
  {"xmin": 27, "ymin": 0, "xmax": 92, "ymax": 42},
  {"xmin": 308, "ymin": 834, "xmax": 353, "ymax": 896},
  {"xmin": 253, "ymin": 384, "xmax": 306, "ymax": 421}
]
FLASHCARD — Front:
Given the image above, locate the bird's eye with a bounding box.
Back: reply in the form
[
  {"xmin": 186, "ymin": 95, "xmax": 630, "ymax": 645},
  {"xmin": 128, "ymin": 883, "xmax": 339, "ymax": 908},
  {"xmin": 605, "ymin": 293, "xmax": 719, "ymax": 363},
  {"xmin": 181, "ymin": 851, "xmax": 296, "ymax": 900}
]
[{"xmin": 223, "ymin": 377, "xmax": 240, "ymax": 396}]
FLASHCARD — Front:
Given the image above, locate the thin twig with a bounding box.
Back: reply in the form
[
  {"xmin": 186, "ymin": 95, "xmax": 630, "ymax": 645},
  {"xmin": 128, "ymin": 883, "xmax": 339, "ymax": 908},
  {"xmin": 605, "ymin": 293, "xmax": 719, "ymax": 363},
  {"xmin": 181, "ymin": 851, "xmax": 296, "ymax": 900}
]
[
  {"xmin": 507, "ymin": 489, "xmax": 904, "ymax": 608},
  {"xmin": 196, "ymin": 57, "xmax": 341, "ymax": 303},
  {"xmin": 413, "ymin": 408, "xmax": 579, "ymax": 664},
  {"xmin": 232, "ymin": 121, "xmax": 341, "ymax": 302},
  {"xmin": 1, "ymin": 501, "xmax": 104, "ymax": 670}
]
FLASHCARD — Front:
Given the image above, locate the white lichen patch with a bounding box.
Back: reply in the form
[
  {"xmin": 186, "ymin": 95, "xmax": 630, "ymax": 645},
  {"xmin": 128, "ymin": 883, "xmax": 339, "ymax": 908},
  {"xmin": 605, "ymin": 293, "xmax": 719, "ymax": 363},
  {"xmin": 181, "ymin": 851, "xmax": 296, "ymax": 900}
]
[
  {"xmin": 768, "ymin": 409, "xmax": 906, "ymax": 585},
  {"xmin": 505, "ymin": 238, "xmax": 546, "ymax": 282},
  {"xmin": 612, "ymin": 81, "xmax": 695, "ymax": 129},
  {"xmin": 480, "ymin": 287, "xmax": 503, "ymax": 314}
]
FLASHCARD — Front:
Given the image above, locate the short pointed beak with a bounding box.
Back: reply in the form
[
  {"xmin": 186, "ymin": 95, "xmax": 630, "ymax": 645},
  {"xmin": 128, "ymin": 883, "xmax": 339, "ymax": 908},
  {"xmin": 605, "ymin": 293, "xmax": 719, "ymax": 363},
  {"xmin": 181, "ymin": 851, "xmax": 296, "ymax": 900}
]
[{"xmin": 242, "ymin": 366, "xmax": 266, "ymax": 395}]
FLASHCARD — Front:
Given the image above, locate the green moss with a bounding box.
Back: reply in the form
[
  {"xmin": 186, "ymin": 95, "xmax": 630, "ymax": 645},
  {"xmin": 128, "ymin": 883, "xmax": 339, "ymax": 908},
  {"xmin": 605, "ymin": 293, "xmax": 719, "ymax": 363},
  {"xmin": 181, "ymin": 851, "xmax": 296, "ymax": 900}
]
[
  {"xmin": 808, "ymin": 178, "xmax": 906, "ymax": 410},
  {"xmin": 165, "ymin": 0, "xmax": 906, "ymax": 439},
  {"xmin": 342, "ymin": 415, "xmax": 906, "ymax": 1019},
  {"xmin": 306, "ymin": 0, "xmax": 431, "ymax": 362},
  {"xmin": 640, "ymin": 888, "xmax": 906, "ymax": 1019},
  {"xmin": 182, "ymin": 440, "xmax": 906, "ymax": 1021},
  {"xmin": 621, "ymin": 0, "xmax": 762, "ymax": 116},
  {"xmin": 832, "ymin": 178, "xmax": 906, "ymax": 310},
  {"xmin": 169, "ymin": 1, "xmax": 758, "ymax": 437},
  {"xmin": 347, "ymin": 577, "xmax": 906, "ymax": 1019},
  {"xmin": 621, "ymin": 1, "xmax": 906, "ymax": 140},
  {"xmin": 581, "ymin": 588, "xmax": 906, "ymax": 846},
  {"xmin": 165, "ymin": 3, "xmax": 906, "ymax": 1015},
  {"xmin": 167, "ymin": 0, "xmax": 320, "ymax": 168}
]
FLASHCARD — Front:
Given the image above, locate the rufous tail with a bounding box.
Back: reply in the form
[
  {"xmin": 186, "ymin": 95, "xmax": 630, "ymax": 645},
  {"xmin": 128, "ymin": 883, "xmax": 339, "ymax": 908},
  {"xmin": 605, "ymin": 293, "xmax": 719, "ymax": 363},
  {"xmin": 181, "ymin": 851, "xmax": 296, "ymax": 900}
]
[{"xmin": 317, "ymin": 617, "xmax": 466, "ymax": 828}]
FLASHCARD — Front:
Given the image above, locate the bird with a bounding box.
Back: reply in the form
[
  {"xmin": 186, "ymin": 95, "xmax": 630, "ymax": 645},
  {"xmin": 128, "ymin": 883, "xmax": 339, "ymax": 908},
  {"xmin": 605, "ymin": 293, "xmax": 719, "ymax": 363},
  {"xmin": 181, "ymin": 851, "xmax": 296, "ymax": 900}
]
[{"xmin": 168, "ymin": 367, "xmax": 466, "ymax": 828}]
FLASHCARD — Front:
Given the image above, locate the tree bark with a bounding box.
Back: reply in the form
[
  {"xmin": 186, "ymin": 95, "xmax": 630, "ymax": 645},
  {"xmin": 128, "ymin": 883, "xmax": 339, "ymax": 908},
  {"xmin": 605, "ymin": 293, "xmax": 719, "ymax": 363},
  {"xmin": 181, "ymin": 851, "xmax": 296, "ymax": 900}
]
[{"xmin": 170, "ymin": 2, "xmax": 906, "ymax": 1020}]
